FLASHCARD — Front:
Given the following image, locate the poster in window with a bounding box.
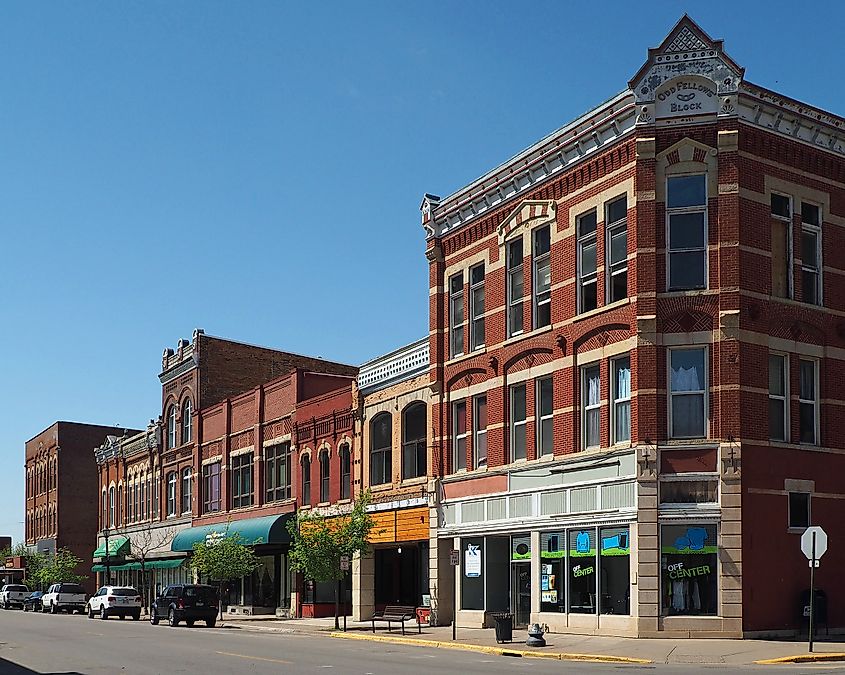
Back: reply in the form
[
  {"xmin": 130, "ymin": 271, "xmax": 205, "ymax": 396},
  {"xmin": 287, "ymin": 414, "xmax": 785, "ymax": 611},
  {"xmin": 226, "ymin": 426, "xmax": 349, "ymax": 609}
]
[{"xmin": 465, "ymin": 544, "xmax": 482, "ymax": 578}]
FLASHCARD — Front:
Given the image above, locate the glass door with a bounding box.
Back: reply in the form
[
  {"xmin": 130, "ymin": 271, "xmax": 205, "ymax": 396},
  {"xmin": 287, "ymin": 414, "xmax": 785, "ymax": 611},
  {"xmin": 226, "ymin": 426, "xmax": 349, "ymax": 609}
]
[{"xmin": 511, "ymin": 562, "xmax": 531, "ymax": 627}]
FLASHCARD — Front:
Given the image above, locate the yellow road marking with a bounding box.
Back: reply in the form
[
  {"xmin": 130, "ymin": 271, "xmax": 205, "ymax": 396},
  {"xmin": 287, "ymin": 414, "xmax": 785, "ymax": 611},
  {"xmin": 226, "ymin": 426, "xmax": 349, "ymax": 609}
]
[{"xmin": 216, "ymin": 651, "xmax": 293, "ymax": 665}]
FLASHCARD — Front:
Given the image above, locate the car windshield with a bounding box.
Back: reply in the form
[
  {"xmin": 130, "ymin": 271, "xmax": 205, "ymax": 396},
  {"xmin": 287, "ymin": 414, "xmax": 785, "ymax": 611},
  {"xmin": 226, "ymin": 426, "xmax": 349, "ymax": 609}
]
[
  {"xmin": 29, "ymin": 592, "xmax": 43, "ymax": 597},
  {"xmin": 111, "ymin": 589, "xmax": 138, "ymax": 596},
  {"xmin": 6, "ymin": 586, "xmax": 27, "ymax": 592},
  {"xmin": 59, "ymin": 584, "xmax": 85, "ymax": 594},
  {"xmin": 185, "ymin": 587, "xmax": 216, "ymax": 601}
]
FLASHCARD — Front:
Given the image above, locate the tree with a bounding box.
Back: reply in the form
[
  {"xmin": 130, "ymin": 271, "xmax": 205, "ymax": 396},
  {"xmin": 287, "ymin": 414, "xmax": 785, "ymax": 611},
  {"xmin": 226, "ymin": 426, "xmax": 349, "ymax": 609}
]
[
  {"xmin": 34, "ymin": 548, "xmax": 86, "ymax": 588},
  {"xmin": 189, "ymin": 529, "xmax": 261, "ymax": 621},
  {"xmin": 287, "ymin": 491, "xmax": 376, "ymax": 629},
  {"xmin": 124, "ymin": 524, "xmax": 177, "ymax": 613}
]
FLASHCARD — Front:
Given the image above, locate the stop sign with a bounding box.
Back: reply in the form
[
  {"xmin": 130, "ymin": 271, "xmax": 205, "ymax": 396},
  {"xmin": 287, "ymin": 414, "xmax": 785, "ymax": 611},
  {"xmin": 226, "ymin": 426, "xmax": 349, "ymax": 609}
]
[{"xmin": 801, "ymin": 526, "xmax": 828, "ymax": 561}]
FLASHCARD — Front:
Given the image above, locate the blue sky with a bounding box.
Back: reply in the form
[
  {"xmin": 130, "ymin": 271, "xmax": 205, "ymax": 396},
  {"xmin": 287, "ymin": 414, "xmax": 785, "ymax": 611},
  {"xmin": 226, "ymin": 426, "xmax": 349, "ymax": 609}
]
[{"xmin": 1, "ymin": 1, "xmax": 843, "ymax": 543}]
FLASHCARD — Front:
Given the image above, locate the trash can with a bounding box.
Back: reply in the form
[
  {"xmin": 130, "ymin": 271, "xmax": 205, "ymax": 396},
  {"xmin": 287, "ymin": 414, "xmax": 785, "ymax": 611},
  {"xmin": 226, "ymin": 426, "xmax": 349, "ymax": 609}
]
[{"xmin": 490, "ymin": 612, "xmax": 513, "ymax": 643}]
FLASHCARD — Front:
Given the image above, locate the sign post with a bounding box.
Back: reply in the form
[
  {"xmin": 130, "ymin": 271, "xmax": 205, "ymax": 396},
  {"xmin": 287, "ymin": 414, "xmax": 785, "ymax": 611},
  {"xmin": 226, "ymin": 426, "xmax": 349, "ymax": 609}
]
[
  {"xmin": 449, "ymin": 549, "xmax": 459, "ymax": 641},
  {"xmin": 340, "ymin": 555, "xmax": 350, "ymax": 632},
  {"xmin": 801, "ymin": 526, "xmax": 828, "ymax": 653}
]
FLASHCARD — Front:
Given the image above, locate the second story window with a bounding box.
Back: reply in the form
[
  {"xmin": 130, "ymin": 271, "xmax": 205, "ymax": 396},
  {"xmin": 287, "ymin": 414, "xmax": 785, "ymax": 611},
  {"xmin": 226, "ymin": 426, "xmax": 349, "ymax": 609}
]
[
  {"xmin": 801, "ymin": 202, "xmax": 822, "ymax": 306},
  {"xmin": 167, "ymin": 405, "xmax": 177, "ymax": 449},
  {"xmin": 319, "ymin": 450, "xmax": 330, "ymax": 503},
  {"xmin": 667, "ymin": 175, "xmax": 707, "ymax": 290},
  {"xmin": 582, "ymin": 365, "xmax": 601, "ymax": 449},
  {"xmin": 231, "ymin": 453, "xmax": 253, "ymax": 509},
  {"xmin": 577, "ymin": 211, "xmax": 598, "ymax": 313},
  {"xmin": 449, "ymin": 273, "xmax": 464, "ymax": 358},
  {"xmin": 669, "ymin": 347, "xmax": 707, "ymax": 439},
  {"xmin": 612, "ymin": 356, "xmax": 631, "ymax": 444},
  {"xmin": 799, "ymin": 359, "xmax": 818, "ymax": 445},
  {"xmin": 606, "ymin": 196, "xmax": 628, "ymax": 303},
  {"xmin": 301, "ymin": 455, "xmax": 311, "ymax": 505},
  {"xmin": 181, "ymin": 468, "xmax": 192, "ymax": 514},
  {"xmin": 402, "ymin": 402, "xmax": 427, "ymax": 480},
  {"xmin": 166, "ymin": 472, "xmax": 177, "ymax": 516},
  {"xmin": 469, "ymin": 264, "xmax": 485, "ymax": 350},
  {"xmin": 181, "ymin": 399, "xmax": 193, "ymax": 445},
  {"xmin": 340, "ymin": 444, "xmax": 351, "ymax": 500},
  {"xmin": 108, "ymin": 486, "xmax": 115, "ymax": 528},
  {"xmin": 453, "ymin": 400, "xmax": 467, "ymax": 471},
  {"xmin": 473, "ymin": 395, "xmax": 487, "ymax": 469},
  {"xmin": 533, "ymin": 226, "xmax": 551, "ymax": 328},
  {"xmin": 370, "ymin": 413, "xmax": 392, "ymax": 486},
  {"xmin": 769, "ymin": 354, "xmax": 788, "ymax": 442},
  {"xmin": 510, "ymin": 383, "xmax": 527, "ymax": 461},
  {"xmin": 507, "ymin": 237, "xmax": 524, "ymax": 337},
  {"xmin": 536, "ymin": 377, "xmax": 553, "ymax": 456},
  {"xmin": 771, "ymin": 193, "xmax": 792, "ymax": 299},
  {"xmin": 265, "ymin": 442, "xmax": 291, "ymax": 502}
]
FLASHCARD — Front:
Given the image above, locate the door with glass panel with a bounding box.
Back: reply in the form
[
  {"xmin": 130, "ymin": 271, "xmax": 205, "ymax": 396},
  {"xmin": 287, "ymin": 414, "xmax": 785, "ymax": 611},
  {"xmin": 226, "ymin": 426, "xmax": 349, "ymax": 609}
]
[{"xmin": 511, "ymin": 562, "xmax": 531, "ymax": 627}]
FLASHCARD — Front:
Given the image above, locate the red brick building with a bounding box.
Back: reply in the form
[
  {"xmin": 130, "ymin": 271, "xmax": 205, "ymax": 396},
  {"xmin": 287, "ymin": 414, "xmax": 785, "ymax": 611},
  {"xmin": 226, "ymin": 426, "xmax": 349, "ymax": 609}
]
[{"xmin": 422, "ymin": 16, "xmax": 845, "ymax": 637}]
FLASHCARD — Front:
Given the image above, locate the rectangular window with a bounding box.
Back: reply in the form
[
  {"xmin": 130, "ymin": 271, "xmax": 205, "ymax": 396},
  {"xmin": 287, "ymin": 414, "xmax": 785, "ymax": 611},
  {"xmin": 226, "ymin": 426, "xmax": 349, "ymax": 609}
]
[
  {"xmin": 340, "ymin": 446, "xmax": 351, "ymax": 500},
  {"xmin": 771, "ymin": 193, "xmax": 792, "ymax": 298},
  {"xmin": 472, "ymin": 395, "xmax": 487, "ymax": 469},
  {"xmin": 231, "ymin": 453, "xmax": 253, "ymax": 509},
  {"xmin": 667, "ymin": 175, "xmax": 707, "ymax": 290},
  {"xmin": 600, "ymin": 526, "xmax": 630, "ymax": 615},
  {"xmin": 669, "ymin": 348, "xmax": 707, "ymax": 439},
  {"xmin": 606, "ymin": 196, "xmax": 628, "ymax": 303},
  {"xmin": 577, "ymin": 211, "xmax": 598, "ymax": 313},
  {"xmin": 661, "ymin": 523, "xmax": 717, "ymax": 616},
  {"xmin": 536, "ymin": 377, "xmax": 553, "ymax": 456},
  {"xmin": 453, "ymin": 400, "xmax": 467, "ymax": 472},
  {"xmin": 769, "ymin": 354, "xmax": 788, "ymax": 442},
  {"xmin": 469, "ymin": 264, "xmax": 485, "ymax": 350},
  {"xmin": 181, "ymin": 470, "xmax": 191, "ymax": 515},
  {"xmin": 449, "ymin": 273, "xmax": 464, "ymax": 357},
  {"xmin": 801, "ymin": 202, "xmax": 821, "ymax": 306},
  {"xmin": 612, "ymin": 356, "xmax": 631, "ymax": 444},
  {"xmin": 799, "ymin": 359, "xmax": 818, "ymax": 445},
  {"xmin": 533, "ymin": 225, "xmax": 551, "ymax": 328},
  {"xmin": 510, "ymin": 383, "xmax": 527, "ymax": 461},
  {"xmin": 568, "ymin": 529, "xmax": 596, "ymax": 614},
  {"xmin": 265, "ymin": 443, "xmax": 291, "ymax": 502},
  {"xmin": 507, "ymin": 238, "xmax": 524, "ymax": 337},
  {"xmin": 788, "ymin": 491, "xmax": 811, "ymax": 529},
  {"xmin": 582, "ymin": 365, "xmax": 601, "ymax": 449}
]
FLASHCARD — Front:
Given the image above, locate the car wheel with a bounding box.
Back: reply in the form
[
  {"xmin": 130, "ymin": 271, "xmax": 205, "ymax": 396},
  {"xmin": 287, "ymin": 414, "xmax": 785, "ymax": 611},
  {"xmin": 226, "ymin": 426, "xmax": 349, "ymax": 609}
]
[
  {"xmin": 100, "ymin": 606, "xmax": 107, "ymax": 620},
  {"xmin": 206, "ymin": 617, "xmax": 216, "ymax": 628},
  {"xmin": 22, "ymin": 604, "xmax": 28, "ymax": 613},
  {"xmin": 186, "ymin": 619, "xmax": 195, "ymax": 627},
  {"xmin": 118, "ymin": 614, "xmax": 125, "ymax": 620},
  {"xmin": 168, "ymin": 608, "xmax": 179, "ymax": 627},
  {"xmin": 50, "ymin": 603, "xmax": 57, "ymax": 615},
  {"xmin": 150, "ymin": 609, "xmax": 159, "ymax": 626},
  {"xmin": 87, "ymin": 605, "xmax": 94, "ymax": 619}
]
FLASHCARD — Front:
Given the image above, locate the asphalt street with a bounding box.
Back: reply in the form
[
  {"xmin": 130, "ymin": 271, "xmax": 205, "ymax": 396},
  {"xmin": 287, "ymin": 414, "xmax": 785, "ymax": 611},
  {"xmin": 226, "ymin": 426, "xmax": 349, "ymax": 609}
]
[{"xmin": 0, "ymin": 609, "xmax": 844, "ymax": 674}]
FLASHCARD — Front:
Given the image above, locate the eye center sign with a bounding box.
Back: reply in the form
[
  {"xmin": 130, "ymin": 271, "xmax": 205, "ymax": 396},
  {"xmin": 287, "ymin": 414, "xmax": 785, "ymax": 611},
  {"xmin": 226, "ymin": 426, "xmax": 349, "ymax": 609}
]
[{"xmin": 656, "ymin": 77, "xmax": 718, "ymax": 119}]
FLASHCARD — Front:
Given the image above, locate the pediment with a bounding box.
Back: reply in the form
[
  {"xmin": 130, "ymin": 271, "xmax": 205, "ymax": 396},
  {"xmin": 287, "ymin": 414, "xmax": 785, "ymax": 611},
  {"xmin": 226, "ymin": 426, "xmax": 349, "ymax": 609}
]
[{"xmin": 497, "ymin": 200, "xmax": 556, "ymax": 243}]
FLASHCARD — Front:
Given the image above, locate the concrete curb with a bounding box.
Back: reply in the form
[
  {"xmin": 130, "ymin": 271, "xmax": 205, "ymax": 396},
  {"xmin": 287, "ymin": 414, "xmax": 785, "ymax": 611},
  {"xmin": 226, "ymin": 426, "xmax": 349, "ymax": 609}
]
[
  {"xmin": 755, "ymin": 652, "xmax": 845, "ymax": 665},
  {"xmin": 328, "ymin": 631, "xmax": 652, "ymax": 664}
]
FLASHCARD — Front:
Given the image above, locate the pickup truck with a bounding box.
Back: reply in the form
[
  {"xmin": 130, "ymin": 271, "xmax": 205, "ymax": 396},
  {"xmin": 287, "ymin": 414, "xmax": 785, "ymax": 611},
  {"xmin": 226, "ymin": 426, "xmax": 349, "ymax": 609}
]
[
  {"xmin": 0, "ymin": 584, "xmax": 30, "ymax": 609},
  {"xmin": 41, "ymin": 583, "xmax": 87, "ymax": 614}
]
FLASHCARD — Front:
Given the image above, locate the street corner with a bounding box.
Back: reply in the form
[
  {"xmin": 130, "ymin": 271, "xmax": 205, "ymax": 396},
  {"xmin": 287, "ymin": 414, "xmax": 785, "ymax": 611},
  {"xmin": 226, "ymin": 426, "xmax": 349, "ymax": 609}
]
[{"xmin": 755, "ymin": 652, "xmax": 845, "ymax": 665}]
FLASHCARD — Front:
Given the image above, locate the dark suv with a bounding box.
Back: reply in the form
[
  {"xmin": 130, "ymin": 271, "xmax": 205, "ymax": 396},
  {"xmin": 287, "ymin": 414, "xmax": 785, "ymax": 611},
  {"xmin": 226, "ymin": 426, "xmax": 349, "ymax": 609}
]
[{"xmin": 150, "ymin": 584, "xmax": 218, "ymax": 628}]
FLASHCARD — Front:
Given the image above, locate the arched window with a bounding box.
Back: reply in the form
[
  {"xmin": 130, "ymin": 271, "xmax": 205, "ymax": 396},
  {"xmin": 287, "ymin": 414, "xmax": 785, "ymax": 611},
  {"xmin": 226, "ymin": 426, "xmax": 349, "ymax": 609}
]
[
  {"xmin": 166, "ymin": 472, "xmax": 177, "ymax": 516},
  {"xmin": 117, "ymin": 485, "xmax": 123, "ymax": 526},
  {"xmin": 167, "ymin": 405, "xmax": 177, "ymax": 449},
  {"xmin": 301, "ymin": 455, "xmax": 311, "ymax": 506},
  {"xmin": 102, "ymin": 490, "xmax": 107, "ymax": 529},
  {"xmin": 108, "ymin": 486, "xmax": 116, "ymax": 528},
  {"xmin": 402, "ymin": 402, "xmax": 427, "ymax": 480},
  {"xmin": 182, "ymin": 467, "xmax": 192, "ymax": 514},
  {"xmin": 181, "ymin": 399, "xmax": 193, "ymax": 445},
  {"xmin": 339, "ymin": 443, "xmax": 352, "ymax": 500},
  {"xmin": 319, "ymin": 450, "xmax": 330, "ymax": 503},
  {"xmin": 370, "ymin": 413, "xmax": 392, "ymax": 486}
]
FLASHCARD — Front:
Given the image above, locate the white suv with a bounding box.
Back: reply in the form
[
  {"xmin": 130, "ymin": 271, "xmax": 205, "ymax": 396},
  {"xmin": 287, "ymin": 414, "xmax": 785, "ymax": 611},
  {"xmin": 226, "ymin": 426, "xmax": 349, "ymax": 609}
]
[{"xmin": 87, "ymin": 586, "xmax": 142, "ymax": 620}]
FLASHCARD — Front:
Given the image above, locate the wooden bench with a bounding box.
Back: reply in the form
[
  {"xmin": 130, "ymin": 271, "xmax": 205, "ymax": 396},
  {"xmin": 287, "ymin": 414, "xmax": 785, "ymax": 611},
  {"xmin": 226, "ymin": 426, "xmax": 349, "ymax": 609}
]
[{"xmin": 371, "ymin": 605, "xmax": 420, "ymax": 635}]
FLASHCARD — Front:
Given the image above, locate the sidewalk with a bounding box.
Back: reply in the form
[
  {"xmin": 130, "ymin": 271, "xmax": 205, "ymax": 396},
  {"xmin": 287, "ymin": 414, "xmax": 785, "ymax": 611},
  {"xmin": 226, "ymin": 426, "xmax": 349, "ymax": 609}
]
[{"xmin": 220, "ymin": 616, "xmax": 845, "ymax": 666}]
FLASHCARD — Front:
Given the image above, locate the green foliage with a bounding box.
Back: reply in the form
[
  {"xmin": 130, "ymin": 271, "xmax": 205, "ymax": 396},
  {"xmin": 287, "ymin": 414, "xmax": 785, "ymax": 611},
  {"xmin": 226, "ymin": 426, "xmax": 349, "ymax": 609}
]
[
  {"xmin": 189, "ymin": 530, "xmax": 261, "ymax": 583},
  {"xmin": 33, "ymin": 548, "xmax": 86, "ymax": 587},
  {"xmin": 287, "ymin": 491, "xmax": 375, "ymax": 584}
]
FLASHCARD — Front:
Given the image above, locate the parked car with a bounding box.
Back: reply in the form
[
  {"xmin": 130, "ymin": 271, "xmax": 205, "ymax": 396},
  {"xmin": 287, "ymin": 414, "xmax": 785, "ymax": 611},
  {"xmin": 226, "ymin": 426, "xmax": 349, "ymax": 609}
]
[
  {"xmin": 150, "ymin": 584, "xmax": 218, "ymax": 628},
  {"xmin": 0, "ymin": 584, "xmax": 30, "ymax": 609},
  {"xmin": 21, "ymin": 591, "xmax": 43, "ymax": 612},
  {"xmin": 86, "ymin": 586, "xmax": 141, "ymax": 620},
  {"xmin": 41, "ymin": 583, "xmax": 87, "ymax": 614}
]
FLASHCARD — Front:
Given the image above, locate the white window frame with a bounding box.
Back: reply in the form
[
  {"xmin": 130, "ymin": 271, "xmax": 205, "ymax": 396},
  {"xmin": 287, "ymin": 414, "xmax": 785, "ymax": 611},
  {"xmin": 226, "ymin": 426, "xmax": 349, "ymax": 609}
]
[
  {"xmin": 167, "ymin": 405, "xmax": 177, "ymax": 449},
  {"xmin": 800, "ymin": 201, "xmax": 822, "ymax": 306},
  {"xmin": 166, "ymin": 472, "xmax": 177, "ymax": 517},
  {"xmin": 449, "ymin": 272, "xmax": 465, "ymax": 358},
  {"xmin": 606, "ymin": 196, "xmax": 628, "ymax": 304},
  {"xmin": 181, "ymin": 467, "xmax": 192, "ymax": 515},
  {"xmin": 666, "ymin": 174, "xmax": 708, "ymax": 291},
  {"xmin": 509, "ymin": 383, "xmax": 527, "ymax": 461},
  {"xmin": 799, "ymin": 358, "xmax": 819, "ymax": 445},
  {"xmin": 611, "ymin": 355, "xmax": 631, "ymax": 444},
  {"xmin": 668, "ymin": 347, "xmax": 708, "ymax": 440},
  {"xmin": 507, "ymin": 237, "xmax": 524, "ymax": 337},
  {"xmin": 453, "ymin": 400, "xmax": 467, "ymax": 472},
  {"xmin": 472, "ymin": 395, "xmax": 487, "ymax": 469},
  {"xmin": 581, "ymin": 364, "xmax": 601, "ymax": 449},
  {"xmin": 533, "ymin": 225, "xmax": 551, "ymax": 329},
  {"xmin": 577, "ymin": 211, "xmax": 598, "ymax": 313},
  {"xmin": 536, "ymin": 376, "xmax": 554, "ymax": 456},
  {"xmin": 469, "ymin": 263, "xmax": 485, "ymax": 351},
  {"xmin": 768, "ymin": 353, "xmax": 789, "ymax": 442},
  {"xmin": 771, "ymin": 191, "xmax": 794, "ymax": 298}
]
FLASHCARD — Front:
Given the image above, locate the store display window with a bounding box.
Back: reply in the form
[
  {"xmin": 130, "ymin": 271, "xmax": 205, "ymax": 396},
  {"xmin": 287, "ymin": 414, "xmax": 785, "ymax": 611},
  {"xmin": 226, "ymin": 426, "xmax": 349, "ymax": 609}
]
[
  {"xmin": 660, "ymin": 523, "xmax": 717, "ymax": 616},
  {"xmin": 568, "ymin": 529, "xmax": 597, "ymax": 614},
  {"xmin": 539, "ymin": 532, "xmax": 565, "ymax": 612},
  {"xmin": 599, "ymin": 526, "xmax": 630, "ymax": 615}
]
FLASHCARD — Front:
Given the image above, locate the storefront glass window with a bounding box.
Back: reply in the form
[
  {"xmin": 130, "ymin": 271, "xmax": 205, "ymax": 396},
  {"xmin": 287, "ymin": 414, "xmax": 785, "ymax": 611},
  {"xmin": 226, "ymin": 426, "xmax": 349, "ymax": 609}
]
[
  {"xmin": 599, "ymin": 526, "xmax": 630, "ymax": 615},
  {"xmin": 540, "ymin": 532, "xmax": 565, "ymax": 613},
  {"xmin": 568, "ymin": 529, "xmax": 597, "ymax": 614},
  {"xmin": 460, "ymin": 538, "xmax": 484, "ymax": 610},
  {"xmin": 661, "ymin": 523, "xmax": 717, "ymax": 616}
]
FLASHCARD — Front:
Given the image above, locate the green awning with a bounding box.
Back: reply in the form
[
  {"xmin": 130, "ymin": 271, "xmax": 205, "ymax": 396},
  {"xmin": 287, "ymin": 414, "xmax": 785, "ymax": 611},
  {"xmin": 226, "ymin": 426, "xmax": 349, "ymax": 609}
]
[
  {"xmin": 171, "ymin": 514, "xmax": 292, "ymax": 552},
  {"xmin": 92, "ymin": 559, "xmax": 186, "ymax": 573},
  {"xmin": 93, "ymin": 536, "xmax": 130, "ymax": 558}
]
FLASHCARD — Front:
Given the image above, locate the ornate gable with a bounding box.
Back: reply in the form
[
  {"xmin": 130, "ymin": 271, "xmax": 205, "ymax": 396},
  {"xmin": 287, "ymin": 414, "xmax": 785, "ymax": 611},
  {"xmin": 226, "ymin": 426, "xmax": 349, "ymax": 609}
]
[{"xmin": 497, "ymin": 200, "xmax": 556, "ymax": 244}]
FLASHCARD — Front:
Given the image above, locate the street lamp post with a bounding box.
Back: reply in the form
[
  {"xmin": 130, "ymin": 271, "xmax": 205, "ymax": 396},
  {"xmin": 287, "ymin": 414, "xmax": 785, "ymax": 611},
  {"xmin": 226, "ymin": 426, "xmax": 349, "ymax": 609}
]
[{"xmin": 103, "ymin": 528, "xmax": 110, "ymax": 585}]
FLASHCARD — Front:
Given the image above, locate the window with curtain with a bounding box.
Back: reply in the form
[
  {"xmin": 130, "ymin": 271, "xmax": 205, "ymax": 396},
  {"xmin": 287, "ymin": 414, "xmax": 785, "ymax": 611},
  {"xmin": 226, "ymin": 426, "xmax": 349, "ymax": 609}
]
[
  {"xmin": 612, "ymin": 356, "xmax": 631, "ymax": 443},
  {"xmin": 181, "ymin": 399, "xmax": 193, "ymax": 445},
  {"xmin": 582, "ymin": 365, "xmax": 601, "ymax": 449},
  {"xmin": 319, "ymin": 451, "xmax": 330, "ymax": 503},
  {"xmin": 533, "ymin": 225, "xmax": 551, "ymax": 328},
  {"xmin": 370, "ymin": 413, "xmax": 392, "ymax": 486},
  {"xmin": 401, "ymin": 402, "xmax": 427, "ymax": 480},
  {"xmin": 181, "ymin": 467, "xmax": 192, "ymax": 514},
  {"xmin": 670, "ymin": 348, "xmax": 706, "ymax": 438}
]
